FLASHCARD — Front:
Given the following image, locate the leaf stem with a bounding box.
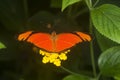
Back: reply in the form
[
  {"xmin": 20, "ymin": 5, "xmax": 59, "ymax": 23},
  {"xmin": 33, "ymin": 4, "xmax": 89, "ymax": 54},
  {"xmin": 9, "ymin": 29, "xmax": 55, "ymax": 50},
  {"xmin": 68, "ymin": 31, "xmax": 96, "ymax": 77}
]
[
  {"xmin": 85, "ymin": 0, "xmax": 93, "ymax": 10},
  {"xmin": 89, "ymin": 0, "xmax": 92, "ymax": 8},
  {"xmin": 93, "ymin": 0, "xmax": 99, "ymax": 7}
]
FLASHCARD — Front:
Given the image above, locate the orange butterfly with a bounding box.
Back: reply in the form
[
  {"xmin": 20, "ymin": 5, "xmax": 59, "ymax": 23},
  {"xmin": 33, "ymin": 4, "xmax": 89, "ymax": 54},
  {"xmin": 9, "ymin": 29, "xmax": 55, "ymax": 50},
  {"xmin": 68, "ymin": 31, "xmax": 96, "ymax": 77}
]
[{"xmin": 18, "ymin": 31, "xmax": 91, "ymax": 53}]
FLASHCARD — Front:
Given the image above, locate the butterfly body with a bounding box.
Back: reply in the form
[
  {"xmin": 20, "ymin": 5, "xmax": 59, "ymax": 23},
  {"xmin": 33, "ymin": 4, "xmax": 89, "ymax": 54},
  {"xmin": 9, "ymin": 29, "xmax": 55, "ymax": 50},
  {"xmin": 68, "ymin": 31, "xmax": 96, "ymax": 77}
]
[{"xmin": 18, "ymin": 31, "xmax": 91, "ymax": 53}]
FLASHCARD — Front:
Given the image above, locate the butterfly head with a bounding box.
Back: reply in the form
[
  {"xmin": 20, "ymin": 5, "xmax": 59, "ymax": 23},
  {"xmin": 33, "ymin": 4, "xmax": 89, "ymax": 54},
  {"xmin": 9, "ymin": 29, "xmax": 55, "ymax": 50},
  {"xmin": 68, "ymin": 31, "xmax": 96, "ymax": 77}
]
[{"xmin": 51, "ymin": 31, "xmax": 57, "ymax": 39}]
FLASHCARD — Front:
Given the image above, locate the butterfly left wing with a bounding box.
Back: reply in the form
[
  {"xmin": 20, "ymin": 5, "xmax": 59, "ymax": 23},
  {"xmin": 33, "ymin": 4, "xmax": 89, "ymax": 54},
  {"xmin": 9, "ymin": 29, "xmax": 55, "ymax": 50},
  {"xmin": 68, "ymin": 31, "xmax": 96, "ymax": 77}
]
[
  {"xmin": 26, "ymin": 33, "xmax": 54, "ymax": 52},
  {"xmin": 18, "ymin": 31, "xmax": 54, "ymax": 52},
  {"xmin": 18, "ymin": 31, "xmax": 33, "ymax": 41},
  {"xmin": 55, "ymin": 32, "xmax": 91, "ymax": 52}
]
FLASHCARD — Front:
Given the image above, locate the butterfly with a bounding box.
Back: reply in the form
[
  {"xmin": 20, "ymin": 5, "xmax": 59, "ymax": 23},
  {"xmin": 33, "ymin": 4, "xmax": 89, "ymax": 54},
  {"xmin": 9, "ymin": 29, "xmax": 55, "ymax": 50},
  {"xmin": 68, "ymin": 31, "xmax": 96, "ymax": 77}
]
[{"xmin": 18, "ymin": 31, "xmax": 91, "ymax": 53}]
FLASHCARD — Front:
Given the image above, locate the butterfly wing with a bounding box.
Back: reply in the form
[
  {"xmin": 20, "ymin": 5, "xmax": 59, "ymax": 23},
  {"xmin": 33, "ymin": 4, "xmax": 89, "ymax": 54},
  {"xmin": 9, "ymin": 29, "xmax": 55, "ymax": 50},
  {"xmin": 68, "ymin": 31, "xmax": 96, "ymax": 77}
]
[
  {"xmin": 75, "ymin": 32, "xmax": 91, "ymax": 41},
  {"xmin": 18, "ymin": 31, "xmax": 91, "ymax": 53},
  {"xmin": 27, "ymin": 33, "xmax": 53, "ymax": 52},
  {"xmin": 55, "ymin": 32, "xmax": 91, "ymax": 52},
  {"xmin": 18, "ymin": 31, "xmax": 33, "ymax": 41},
  {"xmin": 55, "ymin": 33, "xmax": 82, "ymax": 52}
]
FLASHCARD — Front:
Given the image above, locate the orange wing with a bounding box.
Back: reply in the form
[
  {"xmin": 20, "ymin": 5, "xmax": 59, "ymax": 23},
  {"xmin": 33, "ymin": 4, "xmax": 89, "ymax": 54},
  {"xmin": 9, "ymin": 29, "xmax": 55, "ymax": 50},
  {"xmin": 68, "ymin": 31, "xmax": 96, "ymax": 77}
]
[
  {"xmin": 18, "ymin": 31, "xmax": 91, "ymax": 53},
  {"xmin": 75, "ymin": 32, "xmax": 91, "ymax": 41},
  {"xmin": 18, "ymin": 31, "xmax": 33, "ymax": 41},
  {"xmin": 55, "ymin": 32, "xmax": 91, "ymax": 52},
  {"xmin": 27, "ymin": 33, "xmax": 53, "ymax": 52},
  {"xmin": 18, "ymin": 31, "xmax": 53, "ymax": 52}
]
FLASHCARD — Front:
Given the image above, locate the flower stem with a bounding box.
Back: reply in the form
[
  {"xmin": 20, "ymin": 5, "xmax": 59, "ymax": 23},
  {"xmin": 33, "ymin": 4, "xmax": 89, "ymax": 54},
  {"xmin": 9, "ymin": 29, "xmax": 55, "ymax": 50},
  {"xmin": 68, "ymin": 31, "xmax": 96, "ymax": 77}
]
[{"xmin": 60, "ymin": 66, "xmax": 78, "ymax": 75}]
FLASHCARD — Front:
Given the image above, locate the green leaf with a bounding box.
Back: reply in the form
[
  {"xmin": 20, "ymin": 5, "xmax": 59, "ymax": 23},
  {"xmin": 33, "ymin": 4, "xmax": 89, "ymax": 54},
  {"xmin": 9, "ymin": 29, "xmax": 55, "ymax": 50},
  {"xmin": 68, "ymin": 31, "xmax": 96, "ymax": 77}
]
[
  {"xmin": 91, "ymin": 4, "xmax": 120, "ymax": 44},
  {"xmin": 62, "ymin": 0, "xmax": 81, "ymax": 11},
  {"xmin": 114, "ymin": 75, "xmax": 120, "ymax": 80},
  {"xmin": 98, "ymin": 46, "xmax": 120, "ymax": 76},
  {"xmin": 95, "ymin": 30, "xmax": 118, "ymax": 51},
  {"xmin": 0, "ymin": 42, "xmax": 6, "ymax": 49},
  {"xmin": 63, "ymin": 74, "xmax": 92, "ymax": 80}
]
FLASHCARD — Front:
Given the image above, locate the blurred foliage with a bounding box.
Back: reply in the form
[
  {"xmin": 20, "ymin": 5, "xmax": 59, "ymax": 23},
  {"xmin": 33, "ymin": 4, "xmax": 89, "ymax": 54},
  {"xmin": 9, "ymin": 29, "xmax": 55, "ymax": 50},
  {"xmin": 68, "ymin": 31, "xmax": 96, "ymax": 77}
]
[
  {"xmin": 0, "ymin": 0, "xmax": 120, "ymax": 80},
  {"xmin": 0, "ymin": 42, "xmax": 6, "ymax": 49}
]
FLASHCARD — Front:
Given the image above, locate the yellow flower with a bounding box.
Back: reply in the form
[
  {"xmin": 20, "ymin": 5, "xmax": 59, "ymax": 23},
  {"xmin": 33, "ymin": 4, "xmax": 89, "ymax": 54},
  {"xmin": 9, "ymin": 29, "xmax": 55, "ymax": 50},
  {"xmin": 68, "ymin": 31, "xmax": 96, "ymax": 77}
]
[
  {"xmin": 53, "ymin": 59, "xmax": 61, "ymax": 66},
  {"xmin": 39, "ymin": 49, "xmax": 70, "ymax": 66},
  {"xmin": 59, "ymin": 53, "xmax": 67, "ymax": 60},
  {"xmin": 49, "ymin": 53, "xmax": 59, "ymax": 63},
  {"xmin": 42, "ymin": 56, "xmax": 49, "ymax": 63},
  {"xmin": 39, "ymin": 50, "xmax": 45, "ymax": 55}
]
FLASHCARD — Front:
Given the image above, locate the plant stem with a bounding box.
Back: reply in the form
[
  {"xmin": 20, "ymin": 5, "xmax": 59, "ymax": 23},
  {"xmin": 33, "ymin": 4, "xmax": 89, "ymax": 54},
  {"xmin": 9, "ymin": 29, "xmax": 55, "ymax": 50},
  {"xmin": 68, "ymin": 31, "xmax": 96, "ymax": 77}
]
[
  {"xmin": 90, "ymin": 41, "xmax": 97, "ymax": 77},
  {"xmin": 85, "ymin": 0, "xmax": 97, "ymax": 78},
  {"xmin": 89, "ymin": 13, "xmax": 97, "ymax": 77},
  {"xmin": 60, "ymin": 66, "xmax": 78, "ymax": 75},
  {"xmin": 74, "ymin": 8, "xmax": 88, "ymax": 18}
]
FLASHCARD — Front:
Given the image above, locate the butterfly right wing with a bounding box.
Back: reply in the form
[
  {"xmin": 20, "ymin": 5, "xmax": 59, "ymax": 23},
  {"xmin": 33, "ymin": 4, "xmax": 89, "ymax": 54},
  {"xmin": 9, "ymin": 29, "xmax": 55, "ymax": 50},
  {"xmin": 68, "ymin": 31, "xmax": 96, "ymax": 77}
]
[
  {"xmin": 55, "ymin": 32, "xmax": 91, "ymax": 52},
  {"xmin": 55, "ymin": 33, "xmax": 83, "ymax": 52},
  {"xmin": 75, "ymin": 32, "xmax": 91, "ymax": 41}
]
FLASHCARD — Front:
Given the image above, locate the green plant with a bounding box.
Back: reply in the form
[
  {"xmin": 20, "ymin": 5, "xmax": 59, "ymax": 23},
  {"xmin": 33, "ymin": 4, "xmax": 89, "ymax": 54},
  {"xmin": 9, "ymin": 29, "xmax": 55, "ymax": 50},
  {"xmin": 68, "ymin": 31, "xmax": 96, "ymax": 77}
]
[{"xmin": 59, "ymin": 0, "xmax": 120, "ymax": 80}]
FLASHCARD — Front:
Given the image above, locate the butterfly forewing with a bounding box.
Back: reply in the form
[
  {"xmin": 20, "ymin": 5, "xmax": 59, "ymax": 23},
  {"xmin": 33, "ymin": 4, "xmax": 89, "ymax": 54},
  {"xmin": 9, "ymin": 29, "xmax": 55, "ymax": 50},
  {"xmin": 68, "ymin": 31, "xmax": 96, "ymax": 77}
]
[
  {"xmin": 76, "ymin": 32, "xmax": 91, "ymax": 41},
  {"xmin": 18, "ymin": 31, "xmax": 33, "ymax": 41}
]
